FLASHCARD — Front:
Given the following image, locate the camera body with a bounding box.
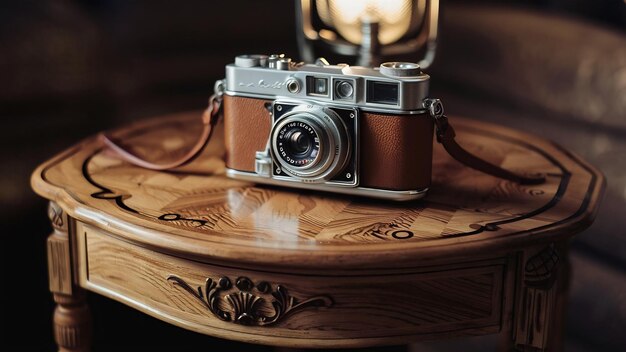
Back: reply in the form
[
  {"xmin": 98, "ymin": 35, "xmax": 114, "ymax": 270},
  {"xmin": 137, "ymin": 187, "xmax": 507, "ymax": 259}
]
[{"xmin": 222, "ymin": 54, "xmax": 434, "ymax": 201}]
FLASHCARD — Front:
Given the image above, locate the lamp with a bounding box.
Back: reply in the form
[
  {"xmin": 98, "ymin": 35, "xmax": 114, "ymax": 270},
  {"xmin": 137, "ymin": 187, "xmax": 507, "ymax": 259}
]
[{"xmin": 296, "ymin": 0, "xmax": 440, "ymax": 67}]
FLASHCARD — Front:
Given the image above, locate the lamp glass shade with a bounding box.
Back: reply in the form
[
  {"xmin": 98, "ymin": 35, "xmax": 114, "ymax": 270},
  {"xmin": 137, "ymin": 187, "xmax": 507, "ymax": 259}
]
[{"xmin": 315, "ymin": 0, "xmax": 415, "ymax": 45}]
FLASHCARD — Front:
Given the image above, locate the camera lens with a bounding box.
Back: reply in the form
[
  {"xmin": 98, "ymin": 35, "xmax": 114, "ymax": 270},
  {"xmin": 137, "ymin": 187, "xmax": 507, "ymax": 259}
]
[
  {"xmin": 271, "ymin": 105, "xmax": 351, "ymax": 182},
  {"xmin": 335, "ymin": 80, "xmax": 354, "ymax": 99},
  {"xmin": 275, "ymin": 121, "xmax": 320, "ymax": 168},
  {"xmin": 288, "ymin": 131, "xmax": 311, "ymax": 155}
]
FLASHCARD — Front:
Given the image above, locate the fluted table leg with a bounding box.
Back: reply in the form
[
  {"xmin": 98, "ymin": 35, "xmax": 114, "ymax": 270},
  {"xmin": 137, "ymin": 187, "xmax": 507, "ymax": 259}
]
[
  {"xmin": 47, "ymin": 201, "xmax": 92, "ymax": 351},
  {"xmin": 53, "ymin": 292, "xmax": 92, "ymax": 352}
]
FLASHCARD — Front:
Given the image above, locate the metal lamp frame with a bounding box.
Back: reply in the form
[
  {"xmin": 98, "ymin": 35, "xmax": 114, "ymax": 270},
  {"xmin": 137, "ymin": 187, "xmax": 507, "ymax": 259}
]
[{"xmin": 295, "ymin": 0, "xmax": 440, "ymax": 68}]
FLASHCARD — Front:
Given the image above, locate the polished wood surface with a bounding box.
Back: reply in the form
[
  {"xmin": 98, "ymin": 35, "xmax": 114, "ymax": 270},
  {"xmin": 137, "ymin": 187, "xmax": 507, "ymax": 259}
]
[
  {"xmin": 46, "ymin": 202, "xmax": 92, "ymax": 352},
  {"xmin": 32, "ymin": 111, "xmax": 604, "ymax": 351},
  {"xmin": 32, "ymin": 112, "xmax": 602, "ymax": 268}
]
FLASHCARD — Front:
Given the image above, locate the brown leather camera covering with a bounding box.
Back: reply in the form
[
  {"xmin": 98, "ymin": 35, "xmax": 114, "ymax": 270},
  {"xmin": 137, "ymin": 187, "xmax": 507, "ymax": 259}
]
[
  {"xmin": 360, "ymin": 112, "xmax": 433, "ymax": 191},
  {"xmin": 224, "ymin": 94, "xmax": 433, "ymax": 191},
  {"xmin": 223, "ymin": 95, "xmax": 272, "ymax": 172}
]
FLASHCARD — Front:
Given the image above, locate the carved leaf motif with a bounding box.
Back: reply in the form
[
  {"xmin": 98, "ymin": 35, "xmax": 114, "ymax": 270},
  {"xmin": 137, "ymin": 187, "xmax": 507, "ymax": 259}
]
[
  {"xmin": 167, "ymin": 275, "xmax": 333, "ymax": 326},
  {"xmin": 525, "ymin": 245, "xmax": 560, "ymax": 287},
  {"xmin": 206, "ymin": 278, "xmax": 231, "ymax": 321},
  {"xmin": 48, "ymin": 202, "xmax": 65, "ymax": 230},
  {"xmin": 227, "ymin": 292, "xmax": 263, "ymax": 325}
]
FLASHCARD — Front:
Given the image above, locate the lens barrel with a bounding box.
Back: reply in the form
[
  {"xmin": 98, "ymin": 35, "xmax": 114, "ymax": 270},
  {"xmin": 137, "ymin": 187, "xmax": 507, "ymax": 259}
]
[
  {"xmin": 271, "ymin": 105, "xmax": 351, "ymax": 182},
  {"xmin": 289, "ymin": 131, "xmax": 312, "ymax": 155},
  {"xmin": 275, "ymin": 121, "xmax": 320, "ymax": 168}
]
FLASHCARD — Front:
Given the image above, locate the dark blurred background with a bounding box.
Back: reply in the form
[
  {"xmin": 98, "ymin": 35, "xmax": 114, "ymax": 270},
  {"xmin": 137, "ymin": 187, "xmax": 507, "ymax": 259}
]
[{"xmin": 1, "ymin": 0, "xmax": 624, "ymax": 351}]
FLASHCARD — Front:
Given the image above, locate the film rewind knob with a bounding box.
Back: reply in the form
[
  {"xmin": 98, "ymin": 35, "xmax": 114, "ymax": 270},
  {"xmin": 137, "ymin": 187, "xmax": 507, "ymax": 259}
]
[
  {"xmin": 379, "ymin": 62, "xmax": 422, "ymax": 77},
  {"xmin": 235, "ymin": 54, "xmax": 269, "ymax": 67}
]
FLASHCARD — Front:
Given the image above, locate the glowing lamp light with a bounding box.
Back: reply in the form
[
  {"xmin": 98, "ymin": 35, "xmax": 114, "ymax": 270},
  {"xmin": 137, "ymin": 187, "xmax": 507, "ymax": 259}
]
[
  {"xmin": 316, "ymin": 0, "xmax": 415, "ymax": 45},
  {"xmin": 296, "ymin": 0, "xmax": 439, "ymax": 67}
]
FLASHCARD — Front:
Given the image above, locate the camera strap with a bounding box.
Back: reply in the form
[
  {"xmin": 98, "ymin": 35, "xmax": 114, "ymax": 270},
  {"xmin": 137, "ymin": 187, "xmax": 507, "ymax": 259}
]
[
  {"xmin": 99, "ymin": 93, "xmax": 223, "ymax": 170},
  {"xmin": 100, "ymin": 94, "xmax": 544, "ymax": 185},
  {"xmin": 424, "ymin": 99, "xmax": 545, "ymax": 185}
]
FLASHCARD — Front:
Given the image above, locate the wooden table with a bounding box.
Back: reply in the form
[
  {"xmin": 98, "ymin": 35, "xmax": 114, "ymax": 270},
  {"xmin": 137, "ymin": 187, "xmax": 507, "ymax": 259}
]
[{"xmin": 32, "ymin": 111, "xmax": 604, "ymax": 351}]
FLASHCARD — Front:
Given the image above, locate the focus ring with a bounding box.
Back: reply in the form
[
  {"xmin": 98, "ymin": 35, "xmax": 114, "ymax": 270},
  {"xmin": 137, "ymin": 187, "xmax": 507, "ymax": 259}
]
[{"xmin": 271, "ymin": 106, "xmax": 350, "ymax": 183}]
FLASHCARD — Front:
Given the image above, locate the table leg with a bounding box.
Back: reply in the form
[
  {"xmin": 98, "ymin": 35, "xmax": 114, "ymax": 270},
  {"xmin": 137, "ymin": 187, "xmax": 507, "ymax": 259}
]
[
  {"xmin": 53, "ymin": 292, "xmax": 92, "ymax": 352},
  {"xmin": 505, "ymin": 243, "xmax": 569, "ymax": 352},
  {"xmin": 545, "ymin": 245, "xmax": 570, "ymax": 352},
  {"xmin": 47, "ymin": 202, "xmax": 92, "ymax": 351}
]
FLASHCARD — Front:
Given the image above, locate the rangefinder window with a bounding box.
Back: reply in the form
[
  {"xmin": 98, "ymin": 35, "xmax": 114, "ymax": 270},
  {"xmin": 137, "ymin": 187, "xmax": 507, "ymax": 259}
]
[
  {"xmin": 333, "ymin": 79, "xmax": 355, "ymax": 101},
  {"xmin": 306, "ymin": 76, "xmax": 329, "ymax": 96},
  {"xmin": 366, "ymin": 81, "xmax": 399, "ymax": 105}
]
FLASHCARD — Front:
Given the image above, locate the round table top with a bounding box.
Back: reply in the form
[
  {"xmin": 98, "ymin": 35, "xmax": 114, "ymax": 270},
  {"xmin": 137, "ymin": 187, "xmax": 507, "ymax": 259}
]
[{"xmin": 32, "ymin": 111, "xmax": 604, "ymax": 269}]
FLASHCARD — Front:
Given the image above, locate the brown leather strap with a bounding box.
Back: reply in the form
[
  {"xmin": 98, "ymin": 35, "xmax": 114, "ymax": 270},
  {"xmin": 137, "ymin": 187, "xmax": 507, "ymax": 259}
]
[
  {"xmin": 435, "ymin": 114, "xmax": 545, "ymax": 185},
  {"xmin": 99, "ymin": 95, "xmax": 222, "ymax": 171},
  {"xmin": 102, "ymin": 93, "xmax": 543, "ymax": 186}
]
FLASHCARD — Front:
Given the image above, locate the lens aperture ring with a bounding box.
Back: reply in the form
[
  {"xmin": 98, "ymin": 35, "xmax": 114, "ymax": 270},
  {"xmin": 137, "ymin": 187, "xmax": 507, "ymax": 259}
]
[
  {"xmin": 271, "ymin": 106, "xmax": 350, "ymax": 182},
  {"xmin": 275, "ymin": 119, "xmax": 321, "ymax": 168}
]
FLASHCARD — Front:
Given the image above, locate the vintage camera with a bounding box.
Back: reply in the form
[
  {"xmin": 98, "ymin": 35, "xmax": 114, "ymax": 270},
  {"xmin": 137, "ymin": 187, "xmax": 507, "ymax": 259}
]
[{"xmin": 221, "ymin": 54, "xmax": 434, "ymax": 201}]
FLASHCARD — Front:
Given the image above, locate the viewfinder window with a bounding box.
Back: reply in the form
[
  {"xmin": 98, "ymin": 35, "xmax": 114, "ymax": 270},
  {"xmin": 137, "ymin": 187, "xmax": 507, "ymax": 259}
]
[
  {"xmin": 306, "ymin": 76, "xmax": 329, "ymax": 96},
  {"xmin": 366, "ymin": 81, "xmax": 399, "ymax": 105}
]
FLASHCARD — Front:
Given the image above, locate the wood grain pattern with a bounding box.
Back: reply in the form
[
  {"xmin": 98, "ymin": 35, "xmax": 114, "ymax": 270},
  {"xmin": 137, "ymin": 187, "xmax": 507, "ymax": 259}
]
[
  {"xmin": 31, "ymin": 111, "xmax": 605, "ymax": 350},
  {"xmin": 30, "ymin": 111, "xmax": 604, "ymax": 270},
  {"xmin": 46, "ymin": 201, "xmax": 92, "ymax": 352},
  {"xmin": 76, "ymin": 223, "xmax": 504, "ymax": 347},
  {"xmin": 53, "ymin": 292, "xmax": 91, "ymax": 352},
  {"xmin": 47, "ymin": 202, "xmax": 72, "ymax": 295},
  {"xmin": 47, "ymin": 236, "xmax": 72, "ymax": 295},
  {"xmin": 514, "ymin": 244, "xmax": 566, "ymax": 350}
]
